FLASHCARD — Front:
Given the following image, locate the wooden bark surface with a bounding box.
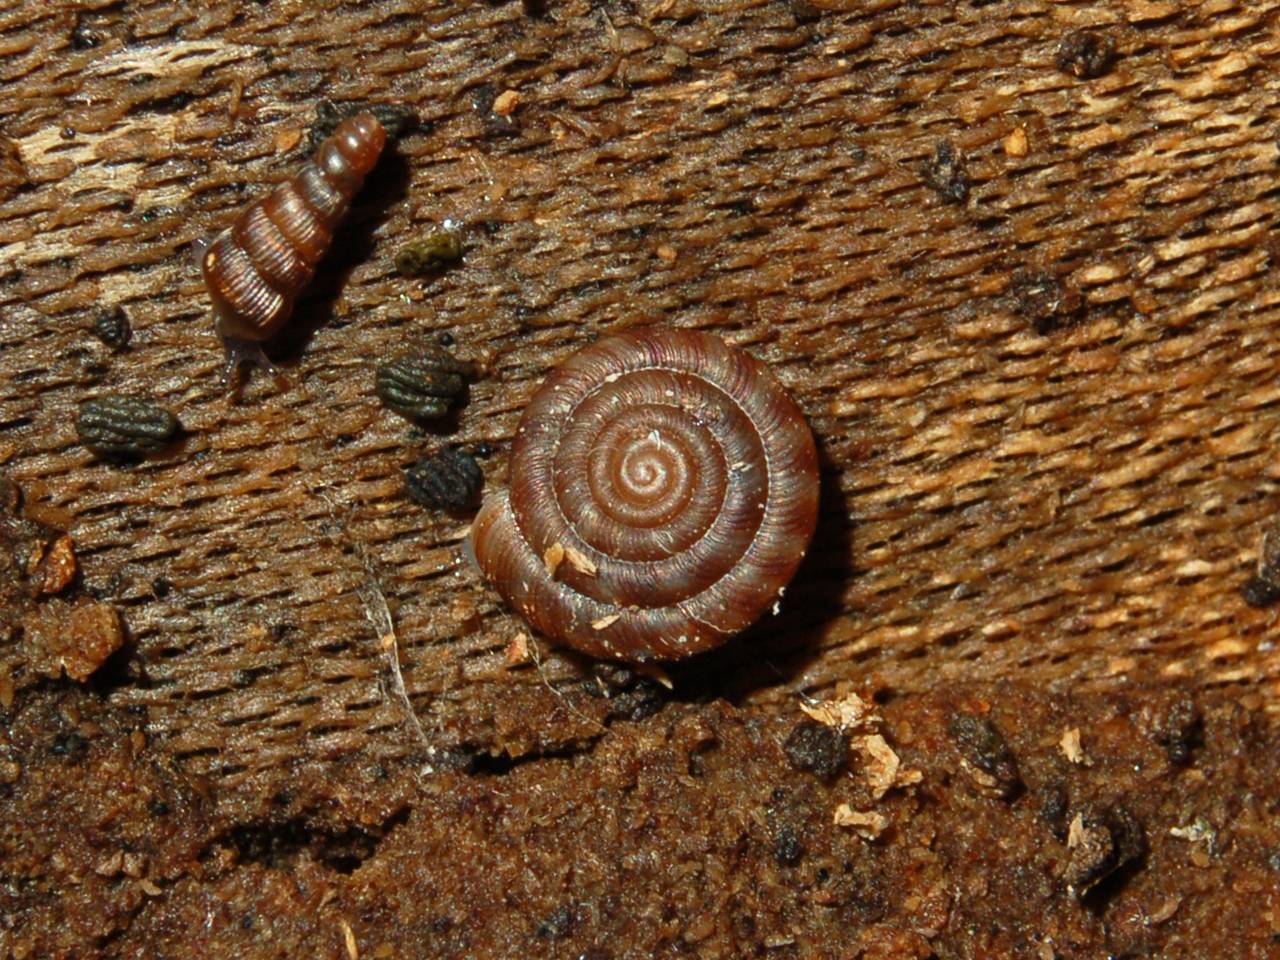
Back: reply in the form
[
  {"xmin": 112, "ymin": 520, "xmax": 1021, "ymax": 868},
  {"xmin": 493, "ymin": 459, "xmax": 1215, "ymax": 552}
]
[{"xmin": 2, "ymin": 0, "xmax": 1279, "ymax": 920}]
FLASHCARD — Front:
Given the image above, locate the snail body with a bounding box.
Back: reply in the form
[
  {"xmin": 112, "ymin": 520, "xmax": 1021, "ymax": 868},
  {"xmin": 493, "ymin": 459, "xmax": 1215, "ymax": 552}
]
[
  {"xmin": 468, "ymin": 327, "xmax": 819, "ymax": 662},
  {"xmin": 198, "ymin": 112, "xmax": 387, "ymax": 383}
]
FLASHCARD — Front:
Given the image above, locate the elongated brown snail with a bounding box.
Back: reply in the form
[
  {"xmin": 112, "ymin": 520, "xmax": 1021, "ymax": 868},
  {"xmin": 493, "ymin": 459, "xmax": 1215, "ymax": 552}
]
[
  {"xmin": 197, "ymin": 112, "xmax": 387, "ymax": 384},
  {"xmin": 468, "ymin": 327, "xmax": 819, "ymax": 662}
]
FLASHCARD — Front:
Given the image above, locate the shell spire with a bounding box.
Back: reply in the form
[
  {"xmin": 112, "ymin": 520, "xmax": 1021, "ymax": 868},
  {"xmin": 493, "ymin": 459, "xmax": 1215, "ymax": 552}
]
[
  {"xmin": 468, "ymin": 327, "xmax": 820, "ymax": 662},
  {"xmin": 199, "ymin": 111, "xmax": 387, "ymax": 386}
]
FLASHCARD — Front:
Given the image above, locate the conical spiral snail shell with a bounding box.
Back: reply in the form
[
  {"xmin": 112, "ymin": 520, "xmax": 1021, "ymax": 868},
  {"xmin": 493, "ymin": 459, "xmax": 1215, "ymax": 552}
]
[
  {"xmin": 468, "ymin": 327, "xmax": 820, "ymax": 662},
  {"xmin": 199, "ymin": 112, "xmax": 386, "ymax": 374}
]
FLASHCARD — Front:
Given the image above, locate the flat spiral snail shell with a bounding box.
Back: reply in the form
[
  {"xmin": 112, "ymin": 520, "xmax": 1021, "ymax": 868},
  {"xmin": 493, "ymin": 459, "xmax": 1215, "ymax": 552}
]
[
  {"xmin": 468, "ymin": 327, "xmax": 820, "ymax": 662},
  {"xmin": 198, "ymin": 111, "xmax": 387, "ymax": 383}
]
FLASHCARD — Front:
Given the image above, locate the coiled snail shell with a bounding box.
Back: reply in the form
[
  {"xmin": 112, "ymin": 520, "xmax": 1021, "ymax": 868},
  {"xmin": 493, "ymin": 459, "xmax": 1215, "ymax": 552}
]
[
  {"xmin": 468, "ymin": 327, "xmax": 820, "ymax": 662},
  {"xmin": 198, "ymin": 112, "xmax": 387, "ymax": 382}
]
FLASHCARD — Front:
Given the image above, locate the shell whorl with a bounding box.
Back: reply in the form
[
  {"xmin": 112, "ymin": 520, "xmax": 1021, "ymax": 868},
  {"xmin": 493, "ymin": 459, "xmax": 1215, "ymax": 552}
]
[
  {"xmin": 468, "ymin": 327, "xmax": 820, "ymax": 662},
  {"xmin": 200, "ymin": 112, "xmax": 387, "ymax": 343}
]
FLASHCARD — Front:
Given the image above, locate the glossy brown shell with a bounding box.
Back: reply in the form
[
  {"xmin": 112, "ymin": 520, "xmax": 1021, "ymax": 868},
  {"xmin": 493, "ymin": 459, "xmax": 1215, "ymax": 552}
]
[
  {"xmin": 468, "ymin": 327, "xmax": 820, "ymax": 662},
  {"xmin": 200, "ymin": 112, "xmax": 386, "ymax": 343}
]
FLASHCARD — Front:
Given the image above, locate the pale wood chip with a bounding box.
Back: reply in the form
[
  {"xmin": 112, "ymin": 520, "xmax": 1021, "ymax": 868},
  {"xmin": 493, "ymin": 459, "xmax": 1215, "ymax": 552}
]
[
  {"xmin": 854, "ymin": 734, "xmax": 899, "ymax": 800},
  {"xmin": 543, "ymin": 542, "xmax": 565, "ymax": 577},
  {"xmin": 833, "ymin": 804, "xmax": 888, "ymax": 839},
  {"xmin": 800, "ymin": 691, "xmax": 879, "ymax": 731},
  {"xmin": 94, "ymin": 850, "xmax": 124, "ymax": 877},
  {"xmin": 492, "ymin": 89, "xmax": 520, "ymax": 116},
  {"xmin": 1004, "ymin": 127, "xmax": 1029, "ymax": 157},
  {"xmin": 340, "ymin": 919, "xmax": 359, "ymax": 960},
  {"xmin": 564, "ymin": 545, "xmax": 597, "ymax": 576},
  {"xmin": 1066, "ymin": 812, "xmax": 1086, "ymax": 849},
  {"xmin": 591, "ymin": 613, "xmax": 621, "ymax": 630},
  {"xmin": 1059, "ymin": 727, "xmax": 1089, "ymax": 765},
  {"xmin": 504, "ymin": 632, "xmax": 531, "ymax": 666},
  {"xmin": 275, "ymin": 127, "xmax": 303, "ymax": 153}
]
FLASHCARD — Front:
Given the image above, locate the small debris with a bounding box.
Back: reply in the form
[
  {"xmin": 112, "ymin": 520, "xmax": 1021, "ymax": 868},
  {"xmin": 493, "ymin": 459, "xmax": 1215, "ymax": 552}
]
[
  {"xmin": 274, "ymin": 127, "xmax": 304, "ymax": 153},
  {"xmin": 948, "ymin": 713, "xmax": 1021, "ymax": 797},
  {"xmin": 536, "ymin": 905, "xmax": 575, "ymax": 940},
  {"xmin": 1003, "ymin": 127, "xmax": 1029, "ymax": 157},
  {"xmin": 923, "ymin": 140, "xmax": 968, "ymax": 203},
  {"xmin": 504, "ymin": 632, "xmax": 531, "ymax": 666},
  {"xmin": 376, "ymin": 347, "xmax": 475, "ymax": 420},
  {"xmin": 564, "ymin": 545, "xmax": 597, "ymax": 576},
  {"xmin": 121, "ymin": 852, "xmax": 146, "ymax": 879},
  {"xmin": 591, "ymin": 613, "xmax": 621, "ymax": 630},
  {"xmin": 0, "ymin": 759, "xmax": 20, "ymax": 784},
  {"xmin": 857, "ymin": 733, "xmax": 910, "ymax": 800},
  {"xmin": 92, "ymin": 306, "xmax": 131, "ymax": 350},
  {"xmin": 799, "ymin": 691, "xmax": 878, "ymax": 731},
  {"xmin": 1240, "ymin": 575, "xmax": 1280, "ymax": 607},
  {"xmin": 0, "ymin": 136, "xmax": 26, "ymax": 205},
  {"xmin": 138, "ymin": 877, "xmax": 162, "ymax": 896},
  {"xmin": 1148, "ymin": 895, "xmax": 1182, "ymax": 925},
  {"xmin": 1064, "ymin": 804, "xmax": 1145, "ymax": 896},
  {"xmin": 834, "ymin": 804, "xmax": 888, "ymax": 840},
  {"xmin": 543, "ymin": 542, "xmax": 566, "ymax": 577},
  {"xmin": 403, "ymin": 448, "xmax": 483, "ymax": 512},
  {"xmin": 1059, "ymin": 727, "xmax": 1089, "ymax": 765},
  {"xmin": 1055, "ymin": 30, "xmax": 1117, "ymax": 80},
  {"xmin": 340, "ymin": 918, "xmax": 359, "ymax": 960},
  {"xmin": 94, "ymin": 850, "xmax": 124, "ymax": 877},
  {"xmin": 655, "ymin": 244, "xmax": 678, "ymax": 262},
  {"xmin": 1145, "ymin": 698, "xmax": 1201, "ymax": 765},
  {"xmin": 1037, "ymin": 782, "xmax": 1070, "ymax": 840},
  {"xmin": 772, "ymin": 826, "xmax": 804, "ymax": 867},
  {"xmin": 33, "ymin": 533, "xmax": 77, "ymax": 595},
  {"xmin": 789, "ymin": 0, "xmax": 822, "ymax": 24},
  {"xmin": 491, "ymin": 89, "xmax": 521, "ymax": 116},
  {"xmin": 783, "ymin": 719, "xmax": 847, "ymax": 782},
  {"xmin": 1242, "ymin": 520, "xmax": 1280, "ymax": 607},
  {"xmin": 585, "ymin": 662, "xmax": 668, "ymax": 721},
  {"xmin": 393, "ymin": 231, "xmax": 464, "ymax": 277},
  {"xmin": 1009, "ymin": 268, "xmax": 1082, "ymax": 334},
  {"xmin": 76, "ymin": 395, "xmax": 179, "ymax": 458},
  {"xmin": 1170, "ymin": 815, "xmax": 1217, "ymax": 849},
  {"xmin": 21, "ymin": 599, "xmax": 124, "ymax": 682}
]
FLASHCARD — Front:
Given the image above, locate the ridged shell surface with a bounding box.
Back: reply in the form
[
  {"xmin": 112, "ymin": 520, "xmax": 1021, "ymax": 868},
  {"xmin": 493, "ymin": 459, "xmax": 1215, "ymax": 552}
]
[
  {"xmin": 201, "ymin": 112, "xmax": 386, "ymax": 342},
  {"xmin": 468, "ymin": 327, "xmax": 820, "ymax": 661}
]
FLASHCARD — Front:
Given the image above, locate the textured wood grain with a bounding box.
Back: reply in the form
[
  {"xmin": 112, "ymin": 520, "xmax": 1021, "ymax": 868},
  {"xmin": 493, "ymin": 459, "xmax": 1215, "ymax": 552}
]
[{"xmin": 2, "ymin": 0, "xmax": 1278, "ymax": 838}]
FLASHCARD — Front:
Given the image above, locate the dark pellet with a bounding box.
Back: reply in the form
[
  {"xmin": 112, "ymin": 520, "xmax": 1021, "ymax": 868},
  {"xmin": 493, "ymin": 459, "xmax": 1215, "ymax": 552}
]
[
  {"xmin": 376, "ymin": 347, "xmax": 475, "ymax": 421},
  {"xmin": 1149, "ymin": 698, "xmax": 1202, "ymax": 765},
  {"xmin": 92, "ymin": 306, "xmax": 131, "ymax": 350},
  {"xmin": 772, "ymin": 827, "xmax": 805, "ymax": 867},
  {"xmin": 924, "ymin": 140, "xmax": 968, "ymax": 203},
  {"xmin": 76, "ymin": 395, "xmax": 179, "ymax": 457},
  {"xmin": 307, "ymin": 99, "xmax": 418, "ymax": 151},
  {"xmin": 1241, "ymin": 575, "xmax": 1280, "ymax": 608},
  {"xmin": 394, "ymin": 232, "xmax": 464, "ymax": 277},
  {"xmin": 404, "ymin": 448, "xmax": 483, "ymax": 511},
  {"xmin": 1055, "ymin": 30, "xmax": 1117, "ymax": 80},
  {"xmin": 783, "ymin": 719, "xmax": 847, "ymax": 782},
  {"xmin": 1063, "ymin": 804, "xmax": 1145, "ymax": 896},
  {"xmin": 948, "ymin": 713, "xmax": 1021, "ymax": 796}
]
